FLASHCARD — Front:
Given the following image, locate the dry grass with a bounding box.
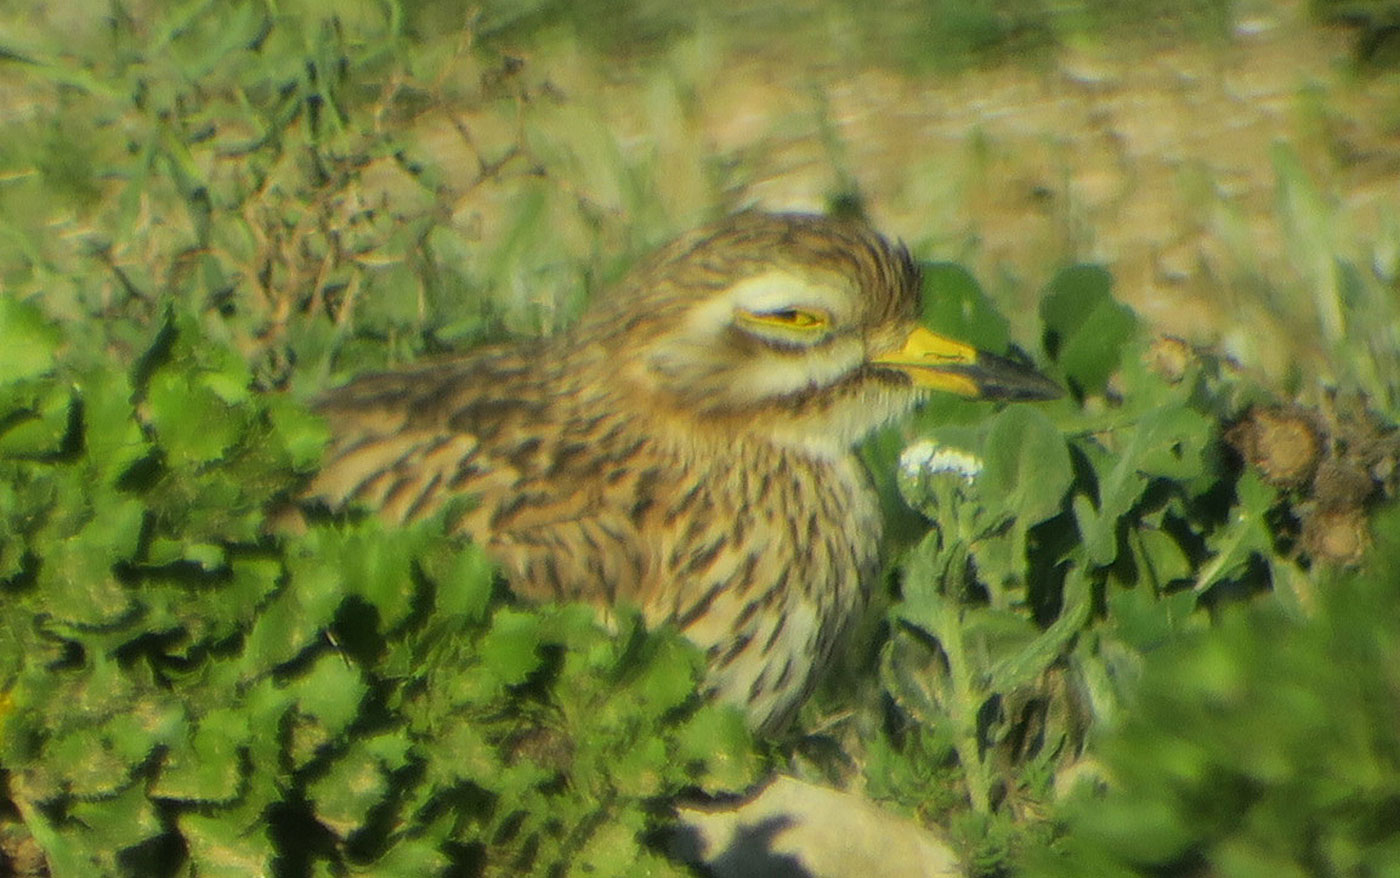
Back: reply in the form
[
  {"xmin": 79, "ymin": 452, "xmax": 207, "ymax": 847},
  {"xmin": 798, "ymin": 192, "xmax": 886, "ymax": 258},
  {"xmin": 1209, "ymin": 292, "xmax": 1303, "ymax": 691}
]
[{"xmin": 3, "ymin": 0, "xmax": 1398, "ymax": 385}]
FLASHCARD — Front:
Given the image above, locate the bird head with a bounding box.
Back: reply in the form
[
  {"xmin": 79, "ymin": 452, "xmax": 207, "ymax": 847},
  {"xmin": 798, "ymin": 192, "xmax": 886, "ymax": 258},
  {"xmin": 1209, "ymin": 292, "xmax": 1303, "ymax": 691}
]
[{"xmin": 577, "ymin": 212, "xmax": 1060, "ymax": 453}]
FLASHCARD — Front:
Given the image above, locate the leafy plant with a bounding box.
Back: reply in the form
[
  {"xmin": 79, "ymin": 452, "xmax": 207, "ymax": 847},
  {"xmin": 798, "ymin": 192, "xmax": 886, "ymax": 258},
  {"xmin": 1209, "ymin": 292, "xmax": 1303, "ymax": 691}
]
[
  {"xmin": 5, "ymin": 3, "xmax": 1400, "ymax": 878},
  {"xmin": 855, "ymin": 263, "xmax": 1320, "ymax": 872},
  {"xmin": 0, "ymin": 302, "xmax": 759, "ymax": 876},
  {"xmin": 1022, "ymin": 503, "xmax": 1400, "ymax": 878}
]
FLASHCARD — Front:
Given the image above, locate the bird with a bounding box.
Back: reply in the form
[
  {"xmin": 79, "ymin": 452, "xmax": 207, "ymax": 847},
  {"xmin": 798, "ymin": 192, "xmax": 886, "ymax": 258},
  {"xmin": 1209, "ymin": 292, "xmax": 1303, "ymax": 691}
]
[{"xmin": 306, "ymin": 211, "xmax": 1060, "ymax": 733}]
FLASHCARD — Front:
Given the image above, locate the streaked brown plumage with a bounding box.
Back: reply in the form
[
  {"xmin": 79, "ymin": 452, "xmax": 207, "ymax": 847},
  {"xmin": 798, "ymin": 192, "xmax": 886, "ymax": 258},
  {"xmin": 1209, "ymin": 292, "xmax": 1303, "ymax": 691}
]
[{"xmin": 308, "ymin": 212, "xmax": 1058, "ymax": 732}]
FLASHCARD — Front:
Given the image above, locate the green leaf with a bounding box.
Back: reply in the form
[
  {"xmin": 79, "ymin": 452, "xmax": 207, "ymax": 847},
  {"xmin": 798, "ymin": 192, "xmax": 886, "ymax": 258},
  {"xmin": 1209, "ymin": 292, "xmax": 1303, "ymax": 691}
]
[
  {"xmin": 286, "ymin": 652, "xmax": 367, "ymax": 736},
  {"xmin": 307, "ymin": 734, "xmax": 399, "ymax": 837},
  {"xmin": 43, "ymin": 724, "xmax": 139, "ymax": 800},
  {"xmin": 478, "ymin": 607, "xmax": 544, "ymax": 686},
  {"xmin": 567, "ymin": 818, "xmax": 649, "ymax": 878},
  {"xmin": 38, "ymin": 494, "xmax": 146, "ymax": 627},
  {"xmin": 674, "ymin": 705, "xmax": 758, "ymax": 793},
  {"xmin": 340, "ymin": 534, "xmax": 422, "ymax": 631},
  {"xmin": 881, "ymin": 621, "xmax": 954, "ymax": 728},
  {"xmin": 150, "ymin": 708, "xmax": 248, "ymax": 803},
  {"xmin": 603, "ymin": 734, "xmax": 667, "ymax": 797},
  {"xmin": 265, "ymin": 393, "xmax": 330, "ymax": 470},
  {"xmin": 66, "ymin": 783, "xmax": 165, "ymax": 870},
  {"xmin": 77, "ymin": 365, "xmax": 150, "ymax": 479},
  {"xmin": 1131, "ymin": 407, "xmax": 1211, "ymax": 481},
  {"xmin": 1039, "ymin": 265, "xmax": 1137, "ymax": 395},
  {"xmin": 963, "ymin": 607, "xmax": 1041, "ymax": 669},
  {"xmin": 103, "ymin": 698, "xmax": 187, "ymax": 767},
  {"xmin": 1106, "ymin": 584, "xmax": 1200, "ymax": 652},
  {"xmin": 296, "ymin": 518, "xmax": 438, "ymax": 631},
  {"xmin": 362, "ymin": 836, "xmax": 453, "ymax": 877},
  {"xmin": 1194, "ymin": 470, "xmax": 1278, "ymax": 595},
  {"xmin": 421, "ymin": 717, "xmax": 501, "ymax": 786},
  {"xmin": 144, "ymin": 367, "xmax": 248, "ymax": 466},
  {"xmin": 1073, "ymin": 492, "xmax": 1117, "ymax": 569},
  {"xmin": 0, "ymin": 296, "xmax": 62, "ymax": 384},
  {"xmin": 0, "ymin": 384, "xmax": 72, "ymax": 457},
  {"xmin": 987, "ymin": 566, "xmax": 1093, "ymax": 692},
  {"xmin": 894, "ymin": 553, "xmax": 950, "ymax": 636},
  {"xmin": 427, "ymin": 543, "xmax": 496, "ymax": 623},
  {"xmin": 146, "ymin": 537, "xmax": 228, "ymax": 570},
  {"xmin": 627, "ymin": 635, "xmax": 700, "ymax": 717},
  {"xmin": 180, "ymin": 807, "xmax": 276, "ymax": 878},
  {"xmin": 241, "ymin": 564, "xmax": 345, "ymax": 673},
  {"xmin": 1133, "ymin": 528, "xmax": 1193, "ymax": 589},
  {"xmin": 920, "ymin": 262, "xmax": 1012, "ymax": 351},
  {"xmin": 983, "ymin": 406, "xmax": 1072, "ymax": 526},
  {"xmin": 1073, "ymin": 405, "xmax": 1209, "ymax": 569}
]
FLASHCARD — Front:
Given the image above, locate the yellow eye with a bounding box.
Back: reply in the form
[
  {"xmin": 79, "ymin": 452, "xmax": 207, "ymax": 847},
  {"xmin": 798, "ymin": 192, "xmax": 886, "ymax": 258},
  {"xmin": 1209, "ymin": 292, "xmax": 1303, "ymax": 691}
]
[{"xmin": 735, "ymin": 307, "xmax": 831, "ymax": 333}]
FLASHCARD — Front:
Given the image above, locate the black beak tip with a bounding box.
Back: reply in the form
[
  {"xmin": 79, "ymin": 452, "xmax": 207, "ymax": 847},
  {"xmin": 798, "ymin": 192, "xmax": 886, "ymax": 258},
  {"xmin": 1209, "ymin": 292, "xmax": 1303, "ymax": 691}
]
[{"xmin": 974, "ymin": 351, "xmax": 1063, "ymax": 402}]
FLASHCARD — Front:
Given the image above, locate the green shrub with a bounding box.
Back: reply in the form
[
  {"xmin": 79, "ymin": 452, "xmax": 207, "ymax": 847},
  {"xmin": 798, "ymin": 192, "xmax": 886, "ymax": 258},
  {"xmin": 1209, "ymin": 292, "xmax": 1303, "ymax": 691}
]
[
  {"xmin": 1022, "ymin": 504, "xmax": 1400, "ymax": 877},
  {"xmin": 0, "ymin": 302, "xmax": 758, "ymax": 876},
  {"xmin": 6, "ymin": 3, "xmax": 1400, "ymax": 878}
]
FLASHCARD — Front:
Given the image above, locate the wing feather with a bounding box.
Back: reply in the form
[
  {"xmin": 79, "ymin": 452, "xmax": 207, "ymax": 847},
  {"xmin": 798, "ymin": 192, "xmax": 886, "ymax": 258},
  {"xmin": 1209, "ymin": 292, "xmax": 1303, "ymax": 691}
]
[{"xmin": 306, "ymin": 349, "xmax": 537, "ymax": 524}]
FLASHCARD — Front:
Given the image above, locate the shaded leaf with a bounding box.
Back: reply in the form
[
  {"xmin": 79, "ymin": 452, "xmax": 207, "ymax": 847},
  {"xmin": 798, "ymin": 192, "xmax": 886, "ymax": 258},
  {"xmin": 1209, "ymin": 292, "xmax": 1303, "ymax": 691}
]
[
  {"xmin": 1039, "ymin": 266, "xmax": 1137, "ymax": 395},
  {"xmin": 920, "ymin": 262, "xmax": 1012, "ymax": 351},
  {"xmin": 983, "ymin": 406, "xmax": 1073, "ymax": 526}
]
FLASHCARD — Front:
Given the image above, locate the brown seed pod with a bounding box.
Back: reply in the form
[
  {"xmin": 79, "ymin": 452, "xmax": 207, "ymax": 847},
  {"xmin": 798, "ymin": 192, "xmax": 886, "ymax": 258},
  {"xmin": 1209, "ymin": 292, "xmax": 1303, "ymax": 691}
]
[
  {"xmin": 1143, "ymin": 335, "xmax": 1192, "ymax": 384},
  {"xmin": 1311, "ymin": 459, "xmax": 1376, "ymax": 511},
  {"xmin": 1301, "ymin": 505, "xmax": 1370, "ymax": 566},
  {"xmin": 1226, "ymin": 405, "xmax": 1324, "ymax": 488}
]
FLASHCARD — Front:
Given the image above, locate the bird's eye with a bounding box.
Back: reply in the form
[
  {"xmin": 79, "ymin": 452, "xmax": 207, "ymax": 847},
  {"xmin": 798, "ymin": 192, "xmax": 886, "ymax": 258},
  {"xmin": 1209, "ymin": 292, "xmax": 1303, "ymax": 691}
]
[
  {"xmin": 735, "ymin": 307, "xmax": 831, "ymax": 334},
  {"xmin": 767, "ymin": 309, "xmax": 822, "ymax": 327}
]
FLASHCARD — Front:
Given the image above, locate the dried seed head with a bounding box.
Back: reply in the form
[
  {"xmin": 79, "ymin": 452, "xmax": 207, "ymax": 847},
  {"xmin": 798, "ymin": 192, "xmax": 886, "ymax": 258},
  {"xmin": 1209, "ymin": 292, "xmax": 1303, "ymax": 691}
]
[
  {"xmin": 1227, "ymin": 406, "xmax": 1323, "ymax": 488},
  {"xmin": 1302, "ymin": 506, "xmax": 1370, "ymax": 566},
  {"xmin": 1311, "ymin": 459, "xmax": 1376, "ymax": 511},
  {"xmin": 1144, "ymin": 335, "xmax": 1192, "ymax": 384}
]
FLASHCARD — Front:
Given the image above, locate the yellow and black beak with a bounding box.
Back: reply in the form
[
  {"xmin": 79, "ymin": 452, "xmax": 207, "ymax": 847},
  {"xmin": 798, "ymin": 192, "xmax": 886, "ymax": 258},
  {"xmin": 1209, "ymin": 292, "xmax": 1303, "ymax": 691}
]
[{"xmin": 871, "ymin": 327, "xmax": 1062, "ymax": 401}]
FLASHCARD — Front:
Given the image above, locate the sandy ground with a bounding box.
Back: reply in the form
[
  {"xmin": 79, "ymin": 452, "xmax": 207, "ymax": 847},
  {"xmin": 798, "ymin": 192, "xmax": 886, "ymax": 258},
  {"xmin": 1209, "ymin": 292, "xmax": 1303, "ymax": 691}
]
[
  {"xmin": 433, "ymin": 0, "xmax": 1400, "ymax": 381},
  {"xmin": 4, "ymin": 0, "xmax": 1398, "ymax": 383}
]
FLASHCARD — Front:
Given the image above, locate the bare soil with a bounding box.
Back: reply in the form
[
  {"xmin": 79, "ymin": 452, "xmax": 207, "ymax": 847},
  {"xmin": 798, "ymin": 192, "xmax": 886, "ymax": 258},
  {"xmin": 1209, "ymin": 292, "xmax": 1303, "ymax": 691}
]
[{"xmin": 454, "ymin": 0, "xmax": 1400, "ymax": 379}]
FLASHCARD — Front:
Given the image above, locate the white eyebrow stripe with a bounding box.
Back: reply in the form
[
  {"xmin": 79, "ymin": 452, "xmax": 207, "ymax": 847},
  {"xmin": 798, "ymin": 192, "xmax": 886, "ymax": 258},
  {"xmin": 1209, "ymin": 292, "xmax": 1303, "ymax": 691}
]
[{"xmin": 723, "ymin": 269, "xmax": 856, "ymax": 318}]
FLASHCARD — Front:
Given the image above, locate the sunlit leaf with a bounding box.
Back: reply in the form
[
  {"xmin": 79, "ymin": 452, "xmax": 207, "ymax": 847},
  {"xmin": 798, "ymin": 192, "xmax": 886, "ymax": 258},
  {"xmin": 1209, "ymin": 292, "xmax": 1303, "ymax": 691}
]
[
  {"xmin": 287, "ymin": 652, "xmax": 367, "ymax": 736},
  {"xmin": 241, "ymin": 564, "xmax": 344, "ymax": 672},
  {"xmin": 150, "ymin": 708, "xmax": 248, "ymax": 803},
  {"xmin": 144, "ymin": 368, "xmax": 248, "ymax": 466},
  {"xmin": 478, "ymin": 607, "xmax": 544, "ymax": 686},
  {"xmin": 307, "ymin": 736, "xmax": 395, "ymax": 837},
  {"xmin": 180, "ymin": 807, "xmax": 276, "ymax": 878},
  {"xmin": 0, "ymin": 296, "xmax": 61, "ymax": 384},
  {"xmin": 674, "ymin": 705, "xmax": 756, "ymax": 793}
]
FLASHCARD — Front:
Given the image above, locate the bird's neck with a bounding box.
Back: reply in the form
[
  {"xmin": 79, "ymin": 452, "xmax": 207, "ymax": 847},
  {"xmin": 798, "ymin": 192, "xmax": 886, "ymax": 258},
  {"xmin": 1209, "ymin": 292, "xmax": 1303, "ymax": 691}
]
[{"xmin": 553, "ymin": 337, "xmax": 916, "ymax": 466}]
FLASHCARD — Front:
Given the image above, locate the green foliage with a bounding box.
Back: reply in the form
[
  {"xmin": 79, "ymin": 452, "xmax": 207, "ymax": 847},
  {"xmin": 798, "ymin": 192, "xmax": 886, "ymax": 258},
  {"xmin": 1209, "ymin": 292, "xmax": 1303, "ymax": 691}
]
[
  {"xmin": 1039, "ymin": 265, "xmax": 1137, "ymax": 398},
  {"xmin": 864, "ymin": 265, "xmax": 1303, "ymax": 872},
  {"xmin": 1023, "ymin": 505, "xmax": 1400, "ymax": 877},
  {"xmin": 1311, "ymin": 1, "xmax": 1400, "ymax": 67},
  {"xmin": 0, "ymin": 5, "xmax": 769, "ymax": 874},
  {"xmin": 0, "ymin": 310, "xmax": 758, "ymax": 876},
  {"xmin": 5, "ymin": 3, "xmax": 1400, "ymax": 878},
  {"xmin": 0, "ymin": 0, "xmax": 703, "ymax": 394},
  {"xmin": 1266, "ymin": 143, "xmax": 1400, "ymax": 410}
]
